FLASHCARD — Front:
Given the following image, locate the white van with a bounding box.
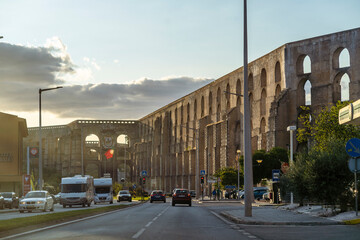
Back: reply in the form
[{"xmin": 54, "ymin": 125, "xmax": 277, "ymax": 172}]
[
  {"xmin": 60, "ymin": 175, "xmax": 94, "ymax": 208},
  {"xmin": 94, "ymin": 178, "xmax": 113, "ymax": 204}
]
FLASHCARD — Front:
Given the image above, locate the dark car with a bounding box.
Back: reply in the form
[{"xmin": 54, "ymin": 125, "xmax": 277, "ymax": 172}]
[
  {"xmin": 240, "ymin": 187, "xmax": 268, "ymax": 200},
  {"xmin": 0, "ymin": 195, "xmax": 4, "ymax": 209},
  {"xmin": 150, "ymin": 190, "xmax": 166, "ymax": 203},
  {"xmin": 0, "ymin": 192, "xmax": 19, "ymax": 209},
  {"xmin": 189, "ymin": 190, "xmax": 196, "ymax": 198},
  {"xmin": 117, "ymin": 190, "xmax": 132, "ymax": 202},
  {"xmin": 172, "ymin": 189, "xmax": 191, "ymax": 207}
]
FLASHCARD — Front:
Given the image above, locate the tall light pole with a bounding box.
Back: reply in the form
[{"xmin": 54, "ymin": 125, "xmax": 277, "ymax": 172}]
[
  {"xmin": 243, "ymin": 0, "xmax": 253, "ymax": 217},
  {"xmin": 287, "ymin": 125, "xmax": 296, "ymax": 205},
  {"xmin": 39, "ymin": 86, "xmax": 63, "ymax": 190}
]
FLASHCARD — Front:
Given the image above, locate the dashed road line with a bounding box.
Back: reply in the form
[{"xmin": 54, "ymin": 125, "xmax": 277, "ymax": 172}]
[{"xmin": 132, "ymin": 228, "xmax": 146, "ymax": 239}]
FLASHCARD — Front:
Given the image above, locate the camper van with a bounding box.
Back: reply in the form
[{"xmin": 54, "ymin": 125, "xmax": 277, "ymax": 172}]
[
  {"xmin": 60, "ymin": 175, "xmax": 94, "ymax": 208},
  {"xmin": 94, "ymin": 178, "xmax": 113, "ymax": 204}
]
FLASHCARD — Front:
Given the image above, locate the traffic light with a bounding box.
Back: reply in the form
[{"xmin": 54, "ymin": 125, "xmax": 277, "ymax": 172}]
[
  {"xmin": 142, "ymin": 177, "xmax": 146, "ymax": 184},
  {"xmin": 200, "ymin": 176, "xmax": 204, "ymax": 184}
]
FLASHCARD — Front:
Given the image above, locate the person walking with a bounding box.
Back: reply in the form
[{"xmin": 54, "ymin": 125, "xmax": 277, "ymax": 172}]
[{"xmin": 212, "ymin": 189, "xmax": 216, "ymax": 200}]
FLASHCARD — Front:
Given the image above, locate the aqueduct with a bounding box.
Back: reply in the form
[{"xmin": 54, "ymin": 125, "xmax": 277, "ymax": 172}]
[{"xmin": 24, "ymin": 28, "xmax": 360, "ymax": 196}]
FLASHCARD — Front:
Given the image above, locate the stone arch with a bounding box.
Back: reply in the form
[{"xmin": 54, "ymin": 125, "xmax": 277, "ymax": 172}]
[
  {"xmin": 261, "ymin": 68, "xmax": 267, "ymax": 88},
  {"xmin": 333, "ymin": 47, "xmax": 350, "ymax": 69},
  {"xmin": 187, "ymin": 102, "xmax": 190, "ymax": 122},
  {"xmin": 260, "ymin": 89, "xmax": 267, "ymax": 116},
  {"xmin": 226, "ymin": 83, "xmax": 230, "ymax": 111},
  {"xmin": 297, "ymin": 78, "xmax": 312, "ymax": 106},
  {"xmin": 180, "ymin": 105, "xmax": 184, "ymax": 124},
  {"xmin": 85, "ymin": 134, "xmax": 100, "ymax": 142},
  {"xmin": 333, "ymin": 72, "xmax": 351, "ymax": 102},
  {"xmin": 234, "ymin": 121, "xmax": 241, "ymax": 151},
  {"xmin": 260, "ymin": 118, "xmax": 266, "ymax": 150},
  {"xmin": 216, "ymin": 87, "xmax": 221, "ymax": 121},
  {"xmin": 275, "ymin": 84, "xmax": 281, "ymax": 98},
  {"xmin": 248, "ymin": 74, "xmax": 254, "ymax": 91},
  {"xmin": 236, "ymin": 79, "xmax": 241, "ymax": 106},
  {"xmin": 296, "ymin": 54, "xmax": 311, "ymax": 75},
  {"xmin": 249, "ymin": 93, "xmax": 253, "ymax": 119},
  {"xmin": 194, "ymin": 99, "xmax": 197, "ymax": 120},
  {"xmin": 275, "ymin": 61, "xmax": 281, "ymax": 83},
  {"xmin": 201, "ymin": 96, "xmax": 204, "ymax": 117},
  {"xmin": 208, "ymin": 91, "xmax": 213, "ymax": 116}
]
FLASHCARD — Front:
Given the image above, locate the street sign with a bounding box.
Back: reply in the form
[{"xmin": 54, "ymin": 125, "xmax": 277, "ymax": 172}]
[
  {"xmin": 348, "ymin": 158, "xmax": 360, "ymax": 173},
  {"xmin": 141, "ymin": 170, "xmax": 147, "ymax": 177},
  {"xmin": 104, "ymin": 173, "xmax": 111, "ymax": 178},
  {"xmin": 23, "ymin": 174, "xmax": 31, "ymax": 195},
  {"xmin": 207, "ymin": 179, "xmax": 216, "ymax": 183},
  {"xmin": 133, "ymin": 184, "xmax": 137, "ymax": 189},
  {"xmin": 29, "ymin": 147, "xmax": 39, "ymax": 158},
  {"xmin": 346, "ymin": 138, "xmax": 360, "ymax": 158},
  {"xmin": 272, "ymin": 169, "xmax": 280, "ymax": 182},
  {"xmin": 200, "ymin": 170, "xmax": 205, "ymax": 175},
  {"xmin": 225, "ymin": 185, "xmax": 236, "ymax": 189}
]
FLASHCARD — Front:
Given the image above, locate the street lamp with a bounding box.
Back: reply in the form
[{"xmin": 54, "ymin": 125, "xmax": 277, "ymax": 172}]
[
  {"xmin": 39, "ymin": 86, "xmax": 63, "ymax": 190},
  {"xmin": 287, "ymin": 125, "xmax": 296, "ymax": 205}
]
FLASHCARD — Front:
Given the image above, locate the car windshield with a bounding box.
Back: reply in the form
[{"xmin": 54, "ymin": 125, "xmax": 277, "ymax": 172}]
[
  {"xmin": 176, "ymin": 190, "xmax": 188, "ymax": 194},
  {"xmin": 95, "ymin": 187, "xmax": 111, "ymax": 194},
  {"xmin": 152, "ymin": 191, "xmax": 163, "ymax": 195},
  {"xmin": 62, "ymin": 184, "xmax": 87, "ymax": 193},
  {"xmin": 25, "ymin": 192, "xmax": 45, "ymax": 198},
  {"xmin": 0, "ymin": 193, "xmax": 12, "ymax": 198},
  {"xmin": 120, "ymin": 191, "xmax": 129, "ymax": 194}
]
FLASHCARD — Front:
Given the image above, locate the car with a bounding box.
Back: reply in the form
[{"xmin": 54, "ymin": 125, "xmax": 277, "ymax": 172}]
[
  {"xmin": 189, "ymin": 190, "xmax": 196, "ymax": 198},
  {"xmin": 117, "ymin": 190, "xmax": 132, "ymax": 202},
  {"xmin": 54, "ymin": 192, "xmax": 61, "ymax": 204},
  {"xmin": 0, "ymin": 195, "xmax": 4, "ymax": 209},
  {"xmin": 0, "ymin": 192, "xmax": 19, "ymax": 209},
  {"xmin": 172, "ymin": 189, "xmax": 191, "ymax": 207},
  {"xmin": 150, "ymin": 190, "xmax": 166, "ymax": 203},
  {"xmin": 239, "ymin": 187, "xmax": 268, "ymax": 200},
  {"xmin": 19, "ymin": 190, "xmax": 54, "ymax": 213}
]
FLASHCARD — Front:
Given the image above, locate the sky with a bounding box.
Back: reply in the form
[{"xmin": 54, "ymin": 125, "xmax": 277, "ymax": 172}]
[{"xmin": 0, "ymin": 0, "xmax": 359, "ymax": 127}]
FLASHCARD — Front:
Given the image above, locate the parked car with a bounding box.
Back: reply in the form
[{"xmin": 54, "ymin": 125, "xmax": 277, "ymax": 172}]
[
  {"xmin": 0, "ymin": 192, "xmax": 19, "ymax": 209},
  {"xmin": 54, "ymin": 192, "xmax": 61, "ymax": 204},
  {"xmin": 0, "ymin": 195, "xmax": 4, "ymax": 209},
  {"xmin": 150, "ymin": 190, "xmax": 166, "ymax": 203},
  {"xmin": 19, "ymin": 190, "xmax": 54, "ymax": 213},
  {"xmin": 239, "ymin": 187, "xmax": 268, "ymax": 200},
  {"xmin": 117, "ymin": 190, "xmax": 132, "ymax": 202},
  {"xmin": 189, "ymin": 190, "xmax": 196, "ymax": 198},
  {"xmin": 172, "ymin": 189, "xmax": 191, "ymax": 207}
]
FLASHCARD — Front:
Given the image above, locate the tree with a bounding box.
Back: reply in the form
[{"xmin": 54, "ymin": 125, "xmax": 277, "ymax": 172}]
[{"xmin": 214, "ymin": 167, "xmax": 242, "ymax": 189}]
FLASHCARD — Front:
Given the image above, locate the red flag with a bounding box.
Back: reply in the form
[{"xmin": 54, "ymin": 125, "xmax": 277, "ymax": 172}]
[{"xmin": 105, "ymin": 149, "xmax": 114, "ymax": 159}]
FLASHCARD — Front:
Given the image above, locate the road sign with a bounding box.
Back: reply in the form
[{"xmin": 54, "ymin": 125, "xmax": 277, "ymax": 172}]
[
  {"xmin": 346, "ymin": 138, "xmax": 360, "ymax": 158},
  {"xmin": 141, "ymin": 170, "xmax": 147, "ymax": 177},
  {"xmin": 207, "ymin": 179, "xmax": 216, "ymax": 183},
  {"xmin": 133, "ymin": 184, "xmax": 137, "ymax": 189},
  {"xmin": 348, "ymin": 158, "xmax": 360, "ymax": 173},
  {"xmin": 225, "ymin": 185, "xmax": 236, "ymax": 189},
  {"xmin": 272, "ymin": 169, "xmax": 280, "ymax": 182},
  {"xmin": 200, "ymin": 170, "xmax": 205, "ymax": 175}
]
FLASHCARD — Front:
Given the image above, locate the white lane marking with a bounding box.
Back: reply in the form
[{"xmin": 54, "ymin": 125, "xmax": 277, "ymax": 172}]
[
  {"xmin": 248, "ymin": 236, "xmax": 257, "ymax": 239},
  {"xmin": 132, "ymin": 228, "xmax": 146, "ymax": 239},
  {"xmin": 153, "ymin": 216, "xmax": 158, "ymax": 221},
  {"xmin": 145, "ymin": 221, "xmax": 153, "ymax": 227}
]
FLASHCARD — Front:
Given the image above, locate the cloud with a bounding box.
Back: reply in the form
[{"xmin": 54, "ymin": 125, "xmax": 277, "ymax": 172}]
[{"xmin": 0, "ymin": 41, "xmax": 213, "ymax": 125}]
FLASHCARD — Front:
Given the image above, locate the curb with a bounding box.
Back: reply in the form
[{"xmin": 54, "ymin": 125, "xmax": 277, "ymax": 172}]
[
  {"xmin": 343, "ymin": 218, "xmax": 360, "ymax": 225},
  {"xmin": 220, "ymin": 212, "xmax": 342, "ymax": 226}
]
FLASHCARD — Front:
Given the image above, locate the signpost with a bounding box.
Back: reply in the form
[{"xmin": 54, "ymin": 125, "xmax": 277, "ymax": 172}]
[
  {"xmin": 272, "ymin": 169, "xmax": 280, "ymax": 183},
  {"xmin": 200, "ymin": 170, "xmax": 205, "ymax": 175},
  {"xmin": 346, "ymin": 138, "xmax": 360, "ymax": 216},
  {"xmin": 141, "ymin": 170, "xmax": 147, "ymax": 177}
]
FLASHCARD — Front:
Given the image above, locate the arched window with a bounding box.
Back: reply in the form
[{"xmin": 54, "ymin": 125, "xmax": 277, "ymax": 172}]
[
  {"xmin": 248, "ymin": 74, "xmax": 254, "ymax": 91},
  {"xmin": 275, "ymin": 84, "xmax": 281, "ymax": 98},
  {"xmin": 249, "ymin": 93, "xmax": 253, "ymax": 119},
  {"xmin": 260, "ymin": 118, "xmax": 266, "ymax": 150},
  {"xmin": 297, "ymin": 55, "xmax": 311, "ymax": 75},
  {"xmin": 217, "ymin": 87, "xmax": 221, "ymax": 121},
  {"xmin": 236, "ymin": 79, "xmax": 241, "ymax": 106},
  {"xmin": 209, "ymin": 91, "xmax": 213, "ymax": 116},
  {"xmin": 304, "ymin": 80, "xmax": 312, "ymax": 105},
  {"xmin": 260, "ymin": 89, "xmax": 267, "ymax": 116},
  {"xmin": 226, "ymin": 83, "xmax": 230, "ymax": 111},
  {"xmin": 194, "ymin": 99, "xmax": 197, "ymax": 120},
  {"xmin": 275, "ymin": 61, "xmax": 281, "ymax": 82},
  {"xmin": 339, "ymin": 48, "xmax": 350, "ymax": 68},
  {"xmin": 261, "ymin": 69, "xmax": 267, "ymax": 87},
  {"xmin": 340, "ymin": 73, "xmax": 350, "ymax": 102},
  {"xmin": 303, "ymin": 56, "xmax": 311, "ymax": 74},
  {"xmin": 201, "ymin": 96, "xmax": 204, "ymax": 117},
  {"xmin": 187, "ymin": 103, "xmax": 190, "ymax": 121},
  {"xmin": 117, "ymin": 134, "xmax": 128, "ymax": 144}
]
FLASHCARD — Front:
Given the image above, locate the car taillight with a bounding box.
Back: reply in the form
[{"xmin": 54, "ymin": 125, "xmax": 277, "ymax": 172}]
[
  {"xmin": 188, "ymin": 194, "xmax": 190, "ymax": 197},
  {"xmin": 151, "ymin": 194, "xmax": 154, "ymax": 197},
  {"xmin": 173, "ymin": 194, "xmax": 176, "ymax": 197},
  {"xmin": 161, "ymin": 194, "xmax": 165, "ymax": 196}
]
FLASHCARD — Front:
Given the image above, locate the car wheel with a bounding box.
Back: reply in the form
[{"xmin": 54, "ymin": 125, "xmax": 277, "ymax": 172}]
[
  {"xmin": 189, "ymin": 202, "xmax": 192, "ymax": 207},
  {"xmin": 117, "ymin": 198, "xmax": 120, "ymax": 202},
  {"xmin": 94, "ymin": 202, "xmax": 97, "ymax": 205},
  {"xmin": 69, "ymin": 205, "xmax": 72, "ymax": 208},
  {"xmin": 164, "ymin": 200, "xmax": 166, "ymax": 203},
  {"xmin": 150, "ymin": 200, "xmax": 153, "ymax": 203},
  {"xmin": 19, "ymin": 210, "xmax": 24, "ymax": 213},
  {"xmin": 110, "ymin": 201, "xmax": 113, "ymax": 204},
  {"xmin": 28, "ymin": 210, "xmax": 32, "ymax": 213},
  {"xmin": 63, "ymin": 204, "xmax": 66, "ymax": 208},
  {"xmin": 50, "ymin": 204, "xmax": 54, "ymax": 211},
  {"xmin": 9, "ymin": 203, "xmax": 12, "ymax": 209},
  {"xmin": 129, "ymin": 199, "xmax": 131, "ymax": 202},
  {"xmin": 87, "ymin": 202, "xmax": 91, "ymax": 207},
  {"xmin": 82, "ymin": 203, "xmax": 85, "ymax": 207},
  {"xmin": 43, "ymin": 203, "xmax": 47, "ymax": 212},
  {"xmin": 172, "ymin": 202, "xmax": 175, "ymax": 206}
]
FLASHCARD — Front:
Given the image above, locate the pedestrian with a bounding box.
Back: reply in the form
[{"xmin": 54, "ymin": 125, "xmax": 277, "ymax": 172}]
[{"xmin": 212, "ymin": 189, "xmax": 216, "ymax": 200}]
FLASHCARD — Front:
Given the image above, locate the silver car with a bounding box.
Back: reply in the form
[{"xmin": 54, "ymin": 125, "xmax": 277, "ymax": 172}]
[{"xmin": 19, "ymin": 190, "xmax": 54, "ymax": 213}]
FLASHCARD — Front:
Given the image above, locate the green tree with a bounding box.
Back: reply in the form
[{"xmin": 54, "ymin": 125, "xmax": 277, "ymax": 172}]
[{"xmin": 214, "ymin": 167, "xmax": 242, "ymax": 189}]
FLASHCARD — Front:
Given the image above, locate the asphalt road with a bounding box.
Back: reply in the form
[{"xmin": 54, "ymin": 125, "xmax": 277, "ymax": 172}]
[{"xmin": 2, "ymin": 201, "xmax": 360, "ymax": 240}]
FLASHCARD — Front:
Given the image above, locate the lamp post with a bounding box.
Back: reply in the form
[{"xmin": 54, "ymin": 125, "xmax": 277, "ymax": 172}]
[
  {"xmin": 287, "ymin": 125, "xmax": 296, "ymax": 205},
  {"xmin": 39, "ymin": 86, "xmax": 63, "ymax": 190}
]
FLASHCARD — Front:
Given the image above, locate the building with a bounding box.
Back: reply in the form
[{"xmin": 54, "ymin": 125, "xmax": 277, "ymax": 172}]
[{"xmin": 0, "ymin": 112, "xmax": 28, "ymax": 195}]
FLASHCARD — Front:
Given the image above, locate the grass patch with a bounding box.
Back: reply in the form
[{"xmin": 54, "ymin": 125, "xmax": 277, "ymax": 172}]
[{"xmin": 0, "ymin": 204, "xmax": 129, "ymax": 233}]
